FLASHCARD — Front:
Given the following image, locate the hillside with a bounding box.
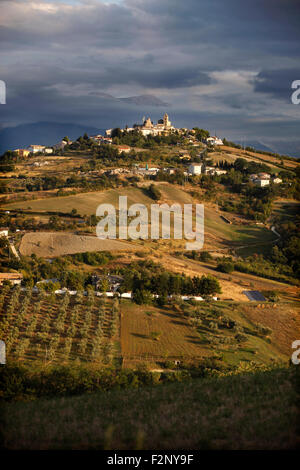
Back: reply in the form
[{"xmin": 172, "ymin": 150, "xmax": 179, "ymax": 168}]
[
  {"xmin": 1, "ymin": 285, "xmax": 298, "ymax": 369},
  {"xmin": 1, "ymin": 367, "xmax": 298, "ymax": 449},
  {"xmin": 3, "ymin": 183, "xmax": 280, "ymax": 255}
]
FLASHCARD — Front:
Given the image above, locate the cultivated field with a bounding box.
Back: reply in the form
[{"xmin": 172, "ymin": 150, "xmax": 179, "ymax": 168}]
[
  {"xmin": 2, "ymin": 285, "xmax": 296, "ymax": 369},
  {"xmin": 120, "ymin": 300, "xmax": 290, "ymax": 368},
  {"xmin": 19, "ymin": 232, "xmax": 137, "ymax": 257},
  {"xmin": 7, "ymin": 183, "xmax": 279, "ymax": 256},
  {"xmin": 0, "ymin": 285, "xmax": 120, "ymax": 365}
]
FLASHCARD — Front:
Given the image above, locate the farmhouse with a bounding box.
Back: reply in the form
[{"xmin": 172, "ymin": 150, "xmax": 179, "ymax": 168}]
[
  {"xmin": 206, "ymin": 136, "xmax": 223, "ymax": 146},
  {"xmin": 14, "ymin": 149, "xmax": 30, "ymax": 157},
  {"xmin": 0, "ymin": 272, "xmax": 23, "ymax": 285},
  {"xmin": 27, "ymin": 144, "xmax": 46, "ymax": 153},
  {"xmin": 254, "ymin": 178, "xmax": 270, "ymax": 187},
  {"xmin": 188, "ymin": 163, "xmax": 203, "ymax": 175}
]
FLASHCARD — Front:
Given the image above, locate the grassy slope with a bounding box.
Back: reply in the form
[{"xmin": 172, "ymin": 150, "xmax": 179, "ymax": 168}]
[
  {"xmin": 1, "ymin": 368, "xmax": 298, "ymax": 450},
  {"xmin": 4, "ymin": 183, "xmax": 278, "ymax": 252},
  {"xmin": 120, "ymin": 301, "xmax": 290, "ymax": 368},
  {"xmin": 2, "ymin": 287, "xmax": 296, "ymax": 368}
]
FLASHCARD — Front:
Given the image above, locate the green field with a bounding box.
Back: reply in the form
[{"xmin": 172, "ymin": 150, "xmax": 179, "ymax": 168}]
[{"xmin": 1, "ymin": 367, "xmax": 298, "ymax": 449}]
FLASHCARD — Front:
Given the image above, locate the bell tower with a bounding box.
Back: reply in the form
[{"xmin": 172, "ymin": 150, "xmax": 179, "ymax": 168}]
[{"xmin": 163, "ymin": 112, "xmax": 171, "ymax": 128}]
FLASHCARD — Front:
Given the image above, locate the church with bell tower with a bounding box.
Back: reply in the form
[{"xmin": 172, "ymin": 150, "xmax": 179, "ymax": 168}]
[{"xmin": 137, "ymin": 112, "xmax": 174, "ymax": 135}]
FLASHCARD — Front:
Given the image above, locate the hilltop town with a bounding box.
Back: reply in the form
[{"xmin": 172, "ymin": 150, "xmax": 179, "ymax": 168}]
[{"xmin": 1, "ymin": 112, "xmax": 299, "ymax": 449}]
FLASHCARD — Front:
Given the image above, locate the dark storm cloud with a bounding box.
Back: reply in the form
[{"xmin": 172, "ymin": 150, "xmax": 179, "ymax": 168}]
[
  {"xmin": 101, "ymin": 66, "xmax": 211, "ymax": 89},
  {"xmin": 253, "ymin": 69, "xmax": 300, "ymax": 101},
  {"xmin": 0, "ymin": 0, "xmax": 299, "ymax": 154}
]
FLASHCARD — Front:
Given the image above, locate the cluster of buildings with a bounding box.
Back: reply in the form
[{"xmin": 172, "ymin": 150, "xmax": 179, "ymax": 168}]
[
  {"xmin": 249, "ymin": 173, "xmax": 282, "ymax": 187},
  {"xmin": 206, "ymin": 136, "xmax": 224, "ymax": 146},
  {"xmin": 14, "ymin": 138, "xmax": 74, "ymax": 157},
  {"xmin": 89, "ymin": 135, "xmax": 112, "ymax": 145},
  {"xmin": 14, "ymin": 145, "xmax": 54, "ymax": 156},
  {"xmin": 188, "ymin": 163, "xmax": 227, "ymax": 176},
  {"xmin": 106, "ymin": 113, "xmax": 176, "ymax": 137}
]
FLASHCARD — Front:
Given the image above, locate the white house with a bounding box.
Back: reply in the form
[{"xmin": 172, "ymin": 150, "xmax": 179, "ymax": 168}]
[
  {"xmin": 43, "ymin": 147, "xmax": 53, "ymax": 154},
  {"xmin": 188, "ymin": 163, "xmax": 202, "ymax": 175},
  {"xmin": 120, "ymin": 292, "xmax": 132, "ymax": 299},
  {"xmin": 28, "ymin": 144, "xmax": 46, "ymax": 153},
  {"xmin": 206, "ymin": 136, "xmax": 223, "ymax": 146},
  {"xmin": 272, "ymin": 177, "xmax": 282, "ymax": 184},
  {"xmin": 254, "ymin": 178, "xmax": 270, "ymax": 187},
  {"xmin": 0, "ymin": 228, "xmax": 8, "ymax": 237},
  {"xmin": 213, "ymin": 169, "xmax": 227, "ymax": 176}
]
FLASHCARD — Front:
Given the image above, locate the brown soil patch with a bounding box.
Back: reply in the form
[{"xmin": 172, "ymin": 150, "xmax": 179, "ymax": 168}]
[{"xmin": 19, "ymin": 232, "xmax": 138, "ymax": 257}]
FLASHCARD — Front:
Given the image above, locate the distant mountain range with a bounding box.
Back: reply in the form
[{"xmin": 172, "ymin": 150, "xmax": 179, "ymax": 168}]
[
  {"xmin": 0, "ymin": 122, "xmax": 103, "ymax": 154},
  {"xmin": 242, "ymin": 141, "xmax": 275, "ymax": 153},
  {"xmin": 0, "ymin": 121, "xmax": 298, "ymax": 158},
  {"xmin": 90, "ymin": 93, "xmax": 168, "ymax": 107},
  {"xmin": 243, "ymin": 140, "xmax": 299, "ymax": 158}
]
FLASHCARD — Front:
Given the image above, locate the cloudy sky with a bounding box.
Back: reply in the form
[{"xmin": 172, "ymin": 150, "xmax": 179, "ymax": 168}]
[{"xmin": 0, "ymin": 0, "xmax": 300, "ymax": 154}]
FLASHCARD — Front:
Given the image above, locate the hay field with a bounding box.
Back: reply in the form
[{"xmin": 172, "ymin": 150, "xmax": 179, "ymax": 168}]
[
  {"xmin": 120, "ymin": 302, "xmax": 210, "ymax": 365},
  {"xmin": 3, "ymin": 184, "xmax": 192, "ymax": 215},
  {"xmin": 220, "ymin": 146, "xmax": 299, "ymax": 169},
  {"xmin": 19, "ymin": 232, "xmax": 138, "ymax": 257},
  {"xmin": 120, "ymin": 300, "xmax": 291, "ymax": 368}
]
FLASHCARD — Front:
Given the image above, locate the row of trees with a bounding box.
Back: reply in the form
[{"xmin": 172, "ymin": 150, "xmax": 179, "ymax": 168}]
[{"xmin": 119, "ymin": 260, "xmax": 221, "ymax": 301}]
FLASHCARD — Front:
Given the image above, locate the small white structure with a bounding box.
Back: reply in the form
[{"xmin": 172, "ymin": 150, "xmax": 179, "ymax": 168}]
[
  {"xmin": 254, "ymin": 178, "xmax": 270, "ymax": 187},
  {"xmin": 0, "ymin": 228, "xmax": 8, "ymax": 237},
  {"xmin": 272, "ymin": 177, "xmax": 282, "ymax": 184},
  {"xmin": 213, "ymin": 169, "xmax": 227, "ymax": 176},
  {"xmin": 206, "ymin": 136, "xmax": 223, "ymax": 146},
  {"xmin": 116, "ymin": 145, "xmax": 131, "ymax": 154},
  {"xmin": 28, "ymin": 144, "xmax": 46, "ymax": 153},
  {"xmin": 164, "ymin": 168, "xmax": 176, "ymax": 175},
  {"xmin": 120, "ymin": 292, "xmax": 132, "ymax": 299},
  {"xmin": 188, "ymin": 163, "xmax": 202, "ymax": 175},
  {"xmin": 43, "ymin": 147, "xmax": 53, "ymax": 154}
]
